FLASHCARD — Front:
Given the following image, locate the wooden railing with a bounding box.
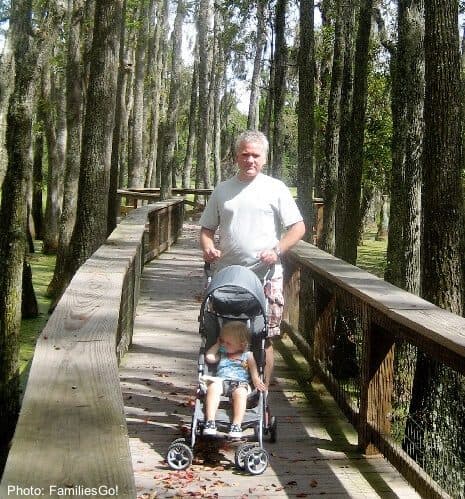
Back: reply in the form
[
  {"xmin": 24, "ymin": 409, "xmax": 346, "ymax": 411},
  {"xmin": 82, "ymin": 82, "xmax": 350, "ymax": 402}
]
[
  {"xmin": 118, "ymin": 187, "xmax": 213, "ymax": 212},
  {"xmin": 0, "ymin": 199, "xmax": 184, "ymax": 499},
  {"xmin": 282, "ymin": 240, "xmax": 465, "ymax": 499}
]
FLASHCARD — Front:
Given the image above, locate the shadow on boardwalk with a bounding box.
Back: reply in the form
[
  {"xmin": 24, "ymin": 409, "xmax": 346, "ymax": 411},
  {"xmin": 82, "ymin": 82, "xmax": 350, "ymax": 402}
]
[{"xmin": 119, "ymin": 223, "xmax": 419, "ymax": 499}]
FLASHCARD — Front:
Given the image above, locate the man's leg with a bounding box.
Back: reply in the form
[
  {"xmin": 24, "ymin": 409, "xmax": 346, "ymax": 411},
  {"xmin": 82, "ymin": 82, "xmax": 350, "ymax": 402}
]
[
  {"xmin": 264, "ymin": 274, "xmax": 284, "ymax": 387},
  {"xmin": 264, "ymin": 340, "xmax": 274, "ymax": 388}
]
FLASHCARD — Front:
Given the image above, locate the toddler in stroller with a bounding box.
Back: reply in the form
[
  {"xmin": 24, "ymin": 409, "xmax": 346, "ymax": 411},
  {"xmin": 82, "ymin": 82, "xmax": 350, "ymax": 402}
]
[
  {"xmin": 166, "ymin": 264, "xmax": 277, "ymax": 475},
  {"xmin": 203, "ymin": 320, "xmax": 266, "ymax": 438}
]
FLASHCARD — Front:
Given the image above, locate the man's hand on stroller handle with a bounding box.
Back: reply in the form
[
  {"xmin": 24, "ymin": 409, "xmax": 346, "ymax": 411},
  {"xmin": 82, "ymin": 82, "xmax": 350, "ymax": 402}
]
[
  {"xmin": 258, "ymin": 248, "xmax": 280, "ymax": 266},
  {"xmin": 252, "ymin": 376, "xmax": 266, "ymax": 392},
  {"xmin": 203, "ymin": 246, "xmax": 221, "ymax": 262}
]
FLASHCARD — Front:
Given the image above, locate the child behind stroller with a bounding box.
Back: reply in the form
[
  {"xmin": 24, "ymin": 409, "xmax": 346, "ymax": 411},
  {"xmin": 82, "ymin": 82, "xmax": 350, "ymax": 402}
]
[{"xmin": 166, "ymin": 264, "xmax": 277, "ymax": 475}]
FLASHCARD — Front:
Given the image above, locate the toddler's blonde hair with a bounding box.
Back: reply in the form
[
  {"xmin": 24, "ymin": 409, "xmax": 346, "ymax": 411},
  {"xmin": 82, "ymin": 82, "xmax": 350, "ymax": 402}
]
[{"xmin": 220, "ymin": 321, "xmax": 250, "ymax": 349}]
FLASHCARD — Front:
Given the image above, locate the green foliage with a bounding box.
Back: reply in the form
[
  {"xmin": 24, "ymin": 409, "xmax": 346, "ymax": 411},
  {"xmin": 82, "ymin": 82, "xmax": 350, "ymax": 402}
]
[
  {"xmin": 19, "ymin": 245, "xmax": 55, "ymax": 390},
  {"xmin": 363, "ymin": 46, "xmax": 392, "ymax": 192}
]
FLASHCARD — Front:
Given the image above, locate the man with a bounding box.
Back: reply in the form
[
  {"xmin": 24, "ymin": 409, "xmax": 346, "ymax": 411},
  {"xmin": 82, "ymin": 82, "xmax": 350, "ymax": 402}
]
[{"xmin": 199, "ymin": 130, "xmax": 306, "ymax": 386}]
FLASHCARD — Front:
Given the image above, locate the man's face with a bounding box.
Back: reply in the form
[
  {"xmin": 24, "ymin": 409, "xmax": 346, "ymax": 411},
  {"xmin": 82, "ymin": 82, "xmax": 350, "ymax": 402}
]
[{"xmin": 236, "ymin": 141, "xmax": 266, "ymax": 181}]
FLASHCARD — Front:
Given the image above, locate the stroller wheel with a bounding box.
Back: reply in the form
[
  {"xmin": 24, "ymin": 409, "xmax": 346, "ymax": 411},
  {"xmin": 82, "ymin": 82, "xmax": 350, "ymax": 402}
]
[
  {"xmin": 234, "ymin": 443, "xmax": 258, "ymax": 470},
  {"xmin": 244, "ymin": 446, "xmax": 269, "ymax": 475},
  {"xmin": 269, "ymin": 416, "xmax": 277, "ymax": 443},
  {"xmin": 171, "ymin": 437, "xmax": 189, "ymax": 445},
  {"xmin": 166, "ymin": 442, "xmax": 193, "ymax": 470}
]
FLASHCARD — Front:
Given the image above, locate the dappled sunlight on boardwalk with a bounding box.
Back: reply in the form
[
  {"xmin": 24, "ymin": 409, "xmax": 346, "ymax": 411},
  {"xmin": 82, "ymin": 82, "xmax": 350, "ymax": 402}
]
[{"xmin": 119, "ymin": 223, "xmax": 420, "ymax": 498}]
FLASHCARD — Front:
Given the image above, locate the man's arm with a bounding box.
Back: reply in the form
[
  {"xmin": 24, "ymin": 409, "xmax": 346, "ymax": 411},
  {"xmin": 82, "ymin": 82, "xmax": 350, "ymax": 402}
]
[
  {"xmin": 200, "ymin": 227, "xmax": 222, "ymax": 262},
  {"xmin": 259, "ymin": 220, "xmax": 306, "ymax": 265},
  {"xmin": 277, "ymin": 220, "xmax": 306, "ymax": 254}
]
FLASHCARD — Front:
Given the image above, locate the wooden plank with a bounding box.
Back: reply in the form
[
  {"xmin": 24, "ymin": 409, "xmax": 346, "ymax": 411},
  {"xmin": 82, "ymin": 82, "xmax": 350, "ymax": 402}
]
[{"xmin": 1, "ymin": 271, "xmax": 136, "ymax": 498}]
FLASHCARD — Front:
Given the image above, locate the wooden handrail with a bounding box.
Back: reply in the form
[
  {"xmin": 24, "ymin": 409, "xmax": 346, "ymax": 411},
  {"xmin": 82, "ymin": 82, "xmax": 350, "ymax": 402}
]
[
  {"xmin": 0, "ymin": 199, "xmax": 184, "ymax": 499},
  {"xmin": 283, "ymin": 240, "xmax": 465, "ymax": 499}
]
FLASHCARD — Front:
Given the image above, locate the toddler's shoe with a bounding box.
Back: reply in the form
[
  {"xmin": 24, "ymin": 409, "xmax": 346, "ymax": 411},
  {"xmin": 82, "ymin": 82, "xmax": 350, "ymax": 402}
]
[
  {"xmin": 203, "ymin": 420, "xmax": 217, "ymax": 436},
  {"xmin": 228, "ymin": 423, "xmax": 242, "ymax": 438}
]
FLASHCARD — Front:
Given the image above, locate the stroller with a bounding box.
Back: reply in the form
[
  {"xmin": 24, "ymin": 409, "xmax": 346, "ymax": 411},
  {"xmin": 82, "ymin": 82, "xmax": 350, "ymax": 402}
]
[{"xmin": 166, "ymin": 264, "xmax": 277, "ymax": 475}]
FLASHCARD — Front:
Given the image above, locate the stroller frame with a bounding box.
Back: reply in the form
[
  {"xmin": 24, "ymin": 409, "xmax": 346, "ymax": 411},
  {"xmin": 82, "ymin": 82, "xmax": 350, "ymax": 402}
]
[{"xmin": 166, "ymin": 264, "xmax": 277, "ymax": 475}]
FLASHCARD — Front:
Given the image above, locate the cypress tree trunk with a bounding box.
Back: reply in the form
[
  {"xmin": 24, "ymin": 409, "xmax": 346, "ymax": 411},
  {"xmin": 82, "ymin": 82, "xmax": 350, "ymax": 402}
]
[
  {"xmin": 196, "ymin": 0, "xmax": 212, "ymax": 189},
  {"xmin": 108, "ymin": 0, "xmax": 127, "ymax": 233},
  {"xmin": 160, "ymin": 0, "xmax": 185, "ymax": 199},
  {"xmin": 0, "ymin": 32, "xmax": 14, "ymax": 188},
  {"xmin": 335, "ymin": 2, "xmax": 357, "ymax": 256},
  {"xmin": 0, "ymin": 0, "xmax": 37, "ymax": 447},
  {"xmin": 385, "ymin": 0, "xmax": 424, "ymax": 293},
  {"xmin": 41, "ymin": 63, "xmax": 62, "ymax": 254},
  {"xmin": 32, "ymin": 129, "xmax": 44, "ymax": 240},
  {"xmin": 147, "ymin": 0, "xmax": 168, "ymax": 188},
  {"xmin": 335, "ymin": 0, "xmax": 373, "ymax": 264},
  {"xmin": 247, "ymin": 0, "xmax": 267, "ymax": 130},
  {"xmin": 405, "ymin": 1, "xmax": 465, "ymax": 490},
  {"xmin": 212, "ymin": 9, "xmax": 224, "ymax": 187},
  {"xmin": 47, "ymin": 0, "xmax": 86, "ymax": 299},
  {"xmin": 320, "ymin": 0, "xmax": 346, "ymax": 254},
  {"xmin": 62, "ymin": 0, "xmax": 123, "ymax": 288},
  {"xmin": 297, "ymin": 0, "xmax": 315, "ymax": 338},
  {"xmin": 182, "ymin": 57, "xmax": 198, "ymax": 189},
  {"xmin": 129, "ymin": 0, "xmax": 150, "ymax": 188},
  {"xmin": 271, "ymin": 0, "xmax": 288, "ymax": 179}
]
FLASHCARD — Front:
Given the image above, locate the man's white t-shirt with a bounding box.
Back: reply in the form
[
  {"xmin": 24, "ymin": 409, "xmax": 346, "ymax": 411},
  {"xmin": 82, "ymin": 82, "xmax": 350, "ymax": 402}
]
[{"xmin": 199, "ymin": 173, "xmax": 303, "ymax": 278}]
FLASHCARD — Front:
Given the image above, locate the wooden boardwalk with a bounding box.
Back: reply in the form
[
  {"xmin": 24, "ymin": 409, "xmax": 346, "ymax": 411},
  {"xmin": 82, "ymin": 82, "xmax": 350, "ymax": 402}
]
[{"xmin": 119, "ymin": 223, "xmax": 420, "ymax": 499}]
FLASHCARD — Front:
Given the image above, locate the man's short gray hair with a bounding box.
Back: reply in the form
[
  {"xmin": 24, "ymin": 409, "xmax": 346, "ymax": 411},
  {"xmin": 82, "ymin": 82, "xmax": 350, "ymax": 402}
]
[{"xmin": 234, "ymin": 130, "xmax": 269, "ymax": 157}]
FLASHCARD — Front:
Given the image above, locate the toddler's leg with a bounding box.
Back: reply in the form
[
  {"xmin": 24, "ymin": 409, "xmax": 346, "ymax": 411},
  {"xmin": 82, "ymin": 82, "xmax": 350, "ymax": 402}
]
[
  {"xmin": 205, "ymin": 381, "xmax": 222, "ymax": 421},
  {"xmin": 230, "ymin": 386, "xmax": 248, "ymax": 426}
]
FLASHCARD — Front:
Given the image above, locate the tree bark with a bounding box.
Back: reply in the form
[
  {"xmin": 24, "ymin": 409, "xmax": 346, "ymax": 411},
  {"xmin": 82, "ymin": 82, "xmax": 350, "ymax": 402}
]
[
  {"xmin": 405, "ymin": 1, "xmax": 465, "ymax": 487},
  {"xmin": 271, "ymin": 0, "xmax": 288, "ymax": 179},
  {"xmin": 319, "ymin": 0, "xmax": 346, "ymax": 254},
  {"xmin": 385, "ymin": 0, "xmax": 424, "ymax": 294},
  {"xmin": 108, "ymin": 0, "xmax": 127, "ymax": 233},
  {"xmin": 146, "ymin": 0, "xmax": 168, "ymax": 188},
  {"xmin": 0, "ymin": 0, "xmax": 37, "ymax": 447},
  {"xmin": 247, "ymin": 0, "xmax": 267, "ymax": 130},
  {"xmin": 182, "ymin": 57, "xmax": 198, "ymax": 188},
  {"xmin": 32, "ymin": 129, "xmax": 44, "ymax": 240},
  {"xmin": 212, "ymin": 9, "xmax": 224, "ymax": 187},
  {"xmin": 196, "ymin": 0, "xmax": 212, "ymax": 188},
  {"xmin": 47, "ymin": 0, "xmax": 86, "ymax": 299},
  {"xmin": 297, "ymin": 0, "xmax": 314, "ymax": 240},
  {"xmin": 41, "ymin": 62, "xmax": 62, "ymax": 254},
  {"xmin": 160, "ymin": 0, "xmax": 185, "ymax": 199},
  {"xmin": 335, "ymin": 0, "xmax": 373, "ymax": 264},
  {"xmin": 129, "ymin": 0, "xmax": 150, "ymax": 188},
  {"xmin": 335, "ymin": 2, "xmax": 357, "ymax": 257},
  {"xmin": 0, "ymin": 31, "xmax": 14, "ymax": 188},
  {"xmin": 62, "ymin": 0, "xmax": 123, "ymax": 289}
]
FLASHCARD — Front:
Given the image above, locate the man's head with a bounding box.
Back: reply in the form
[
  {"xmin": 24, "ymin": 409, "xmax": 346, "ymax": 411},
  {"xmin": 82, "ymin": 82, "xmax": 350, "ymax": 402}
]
[{"xmin": 234, "ymin": 130, "xmax": 268, "ymax": 181}]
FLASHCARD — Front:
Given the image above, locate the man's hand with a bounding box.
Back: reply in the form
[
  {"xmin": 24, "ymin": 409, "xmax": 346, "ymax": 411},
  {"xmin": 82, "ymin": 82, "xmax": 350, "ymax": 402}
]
[
  {"xmin": 203, "ymin": 246, "xmax": 221, "ymax": 262},
  {"xmin": 200, "ymin": 227, "xmax": 221, "ymax": 262},
  {"xmin": 259, "ymin": 248, "xmax": 279, "ymax": 266}
]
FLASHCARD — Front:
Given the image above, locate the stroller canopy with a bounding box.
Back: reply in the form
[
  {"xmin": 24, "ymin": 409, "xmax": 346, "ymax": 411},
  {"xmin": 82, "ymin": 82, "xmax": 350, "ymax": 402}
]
[{"xmin": 204, "ymin": 265, "xmax": 268, "ymax": 318}]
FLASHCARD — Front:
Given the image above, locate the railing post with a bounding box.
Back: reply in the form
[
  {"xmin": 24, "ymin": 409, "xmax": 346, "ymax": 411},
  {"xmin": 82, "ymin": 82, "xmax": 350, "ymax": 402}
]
[
  {"xmin": 298, "ymin": 268, "xmax": 315, "ymax": 343},
  {"xmin": 359, "ymin": 319, "xmax": 395, "ymax": 455},
  {"xmin": 283, "ymin": 258, "xmax": 300, "ymax": 331},
  {"xmin": 313, "ymin": 285, "xmax": 336, "ymax": 364}
]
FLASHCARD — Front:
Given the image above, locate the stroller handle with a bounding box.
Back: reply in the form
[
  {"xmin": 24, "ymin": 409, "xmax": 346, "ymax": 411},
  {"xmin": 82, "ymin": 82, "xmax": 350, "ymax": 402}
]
[{"xmin": 204, "ymin": 260, "xmax": 275, "ymax": 283}]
